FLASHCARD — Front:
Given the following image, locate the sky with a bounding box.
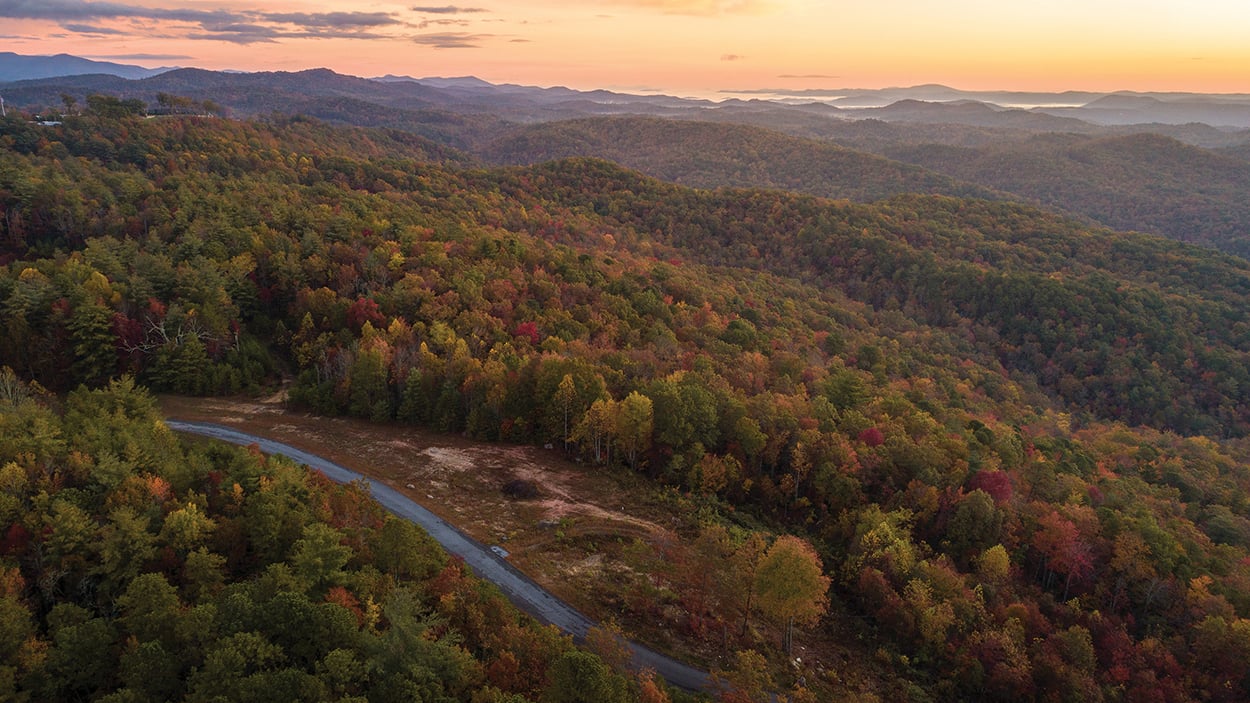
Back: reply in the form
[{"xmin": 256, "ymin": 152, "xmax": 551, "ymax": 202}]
[{"xmin": 3, "ymin": 0, "xmax": 1249, "ymax": 97}]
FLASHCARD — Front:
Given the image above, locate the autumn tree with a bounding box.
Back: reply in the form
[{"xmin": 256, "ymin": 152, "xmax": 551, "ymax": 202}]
[
  {"xmin": 542, "ymin": 650, "xmax": 630, "ymax": 703},
  {"xmin": 573, "ymin": 398, "xmax": 616, "ymax": 465},
  {"xmin": 636, "ymin": 669, "xmax": 671, "ymax": 703},
  {"xmin": 754, "ymin": 535, "xmax": 830, "ymax": 654},
  {"xmin": 680, "ymin": 525, "xmax": 734, "ymax": 638},
  {"xmin": 554, "ymin": 373, "xmax": 578, "ymax": 449},
  {"xmin": 712, "ymin": 649, "xmax": 773, "ymax": 703},
  {"xmin": 615, "ymin": 391, "xmax": 653, "ymax": 471},
  {"xmin": 584, "ymin": 618, "xmax": 632, "ymax": 674},
  {"xmin": 729, "ymin": 531, "xmax": 769, "ymax": 639},
  {"xmin": 1033, "ymin": 509, "xmax": 1094, "ymax": 600}
]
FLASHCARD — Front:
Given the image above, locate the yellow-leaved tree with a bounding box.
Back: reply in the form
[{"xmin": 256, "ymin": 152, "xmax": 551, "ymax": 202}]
[{"xmin": 754, "ymin": 535, "xmax": 830, "ymax": 655}]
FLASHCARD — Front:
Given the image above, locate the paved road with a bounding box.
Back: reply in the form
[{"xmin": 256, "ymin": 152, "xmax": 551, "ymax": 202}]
[{"xmin": 166, "ymin": 420, "xmax": 712, "ymax": 692}]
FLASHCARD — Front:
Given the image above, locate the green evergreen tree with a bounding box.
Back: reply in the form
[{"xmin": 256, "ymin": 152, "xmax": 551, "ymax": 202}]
[
  {"xmin": 348, "ymin": 347, "xmax": 391, "ymax": 421},
  {"xmin": 69, "ymin": 301, "xmax": 117, "ymax": 386}
]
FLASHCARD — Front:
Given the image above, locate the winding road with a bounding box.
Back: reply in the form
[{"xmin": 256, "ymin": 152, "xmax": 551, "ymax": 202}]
[{"xmin": 166, "ymin": 420, "xmax": 712, "ymax": 693}]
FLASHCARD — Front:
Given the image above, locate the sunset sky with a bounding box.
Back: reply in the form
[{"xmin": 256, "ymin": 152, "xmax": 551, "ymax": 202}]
[{"xmin": 3, "ymin": 0, "xmax": 1249, "ymax": 97}]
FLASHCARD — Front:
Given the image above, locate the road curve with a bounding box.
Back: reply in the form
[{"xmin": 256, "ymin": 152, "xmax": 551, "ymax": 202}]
[{"xmin": 166, "ymin": 420, "xmax": 712, "ymax": 692}]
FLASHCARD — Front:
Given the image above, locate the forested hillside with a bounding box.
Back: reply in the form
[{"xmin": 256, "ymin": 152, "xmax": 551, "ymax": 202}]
[
  {"xmin": 475, "ymin": 116, "xmax": 995, "ymax": 202},
  {"xmin": 0, "ymin": 376, "xmax": 658, "ymax": 702},
  {"xmin": 10, "ymin": 66, "xmax": 1250, "ymax": 257},
  {"xmin": 881, "ymin": 132, "xmax": 1250, "ymax": 256},
  {"xmin": 500, "ymin": 157, "xmax": 1250, "ymax": 437},
  {"xmin": 472, "ymin": 116, "xmax": 1250, "ymax": 258},
  {"xmin": 4, "ymin": 109, "xmax": 1250, "ymax": 701}
]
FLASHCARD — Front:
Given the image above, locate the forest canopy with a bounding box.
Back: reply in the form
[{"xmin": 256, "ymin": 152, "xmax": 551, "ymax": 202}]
[
  {"xmin": 3, "ymin": 107, "xmax": 1250, "ymax": 701},
  {"xmin": 0, "ymin": 376, "xmax": 668, "ymax": 702}
]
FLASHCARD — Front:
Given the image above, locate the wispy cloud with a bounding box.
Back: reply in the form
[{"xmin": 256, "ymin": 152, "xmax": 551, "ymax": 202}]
[
  {"xmin": 411, "ymin": 5, "xmax": 487, "ymax": 13},
  {"xmin": 186, "ymin": 24, "xmax": 278, "ymax": 44},
  {"xmin": 597, "ymin": 0, "xmax": 768, "ymax": 16},
  {"xmin": 61, "ymin": 22, "xmax": 125, "ymax": 34},
  {"xmin": 262, "ymin": 11, "xmax": 399, "ymax": 28},
  {"xmin": 778, "ymin": 73, "xmax": 839, "ymax": 79},
  {"xmin": 0, "ymin": 0, "xmax": 240, "ymax": 23},
  {"xmin": 417, "ymin": 18, "xmax": 469, "ymax": 28},
  {"xmin": 412, "ymin": 31, "xmax": 491, "ymax": 48},
  {"xmin": 0, "ymin": 0, "xmax": 407, "ymax": 44},
  {"xmin": 721, "ymin": 54, "xmax": 744, "ymax": 61},
  {"xmin": 182, "ymin": 34, "xmax": 269, "ymax": 44},
  {"xmin": 188, "ymin": 25, "xmax": 395, "ymax": 44}
]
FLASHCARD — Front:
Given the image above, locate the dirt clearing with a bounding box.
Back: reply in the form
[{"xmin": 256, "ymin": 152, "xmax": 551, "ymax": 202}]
[{"xmin": 158, "ymin": 394, "xmax": 678, "ymax": 615}]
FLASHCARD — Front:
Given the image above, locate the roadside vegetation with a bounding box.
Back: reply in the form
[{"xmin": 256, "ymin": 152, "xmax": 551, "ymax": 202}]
[{"xmin": 1, "ymin": 376, "xmax": 682, "ymax": 702}]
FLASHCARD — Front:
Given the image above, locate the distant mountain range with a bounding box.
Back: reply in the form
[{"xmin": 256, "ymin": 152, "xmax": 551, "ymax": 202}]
[
  {"xmin": 0, "ymin": 52, "xmax": 175, "ymax": 82},
  {"xmin": 5, "ymin": 52, "xmax": 1250, "ymax": 129},
  {"xmin": 3, "ymin": 52, "xmax": 1250, "ymax": 254}
]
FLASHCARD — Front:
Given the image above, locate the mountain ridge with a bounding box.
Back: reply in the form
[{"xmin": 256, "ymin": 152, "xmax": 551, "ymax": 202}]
[
  {"xmin": 0, "ymin": 51, "xmax": 176, "ymax": 82},
  {"xmin": 7, "ymin": 52, "xmax": 1250, "ymax": 128}
]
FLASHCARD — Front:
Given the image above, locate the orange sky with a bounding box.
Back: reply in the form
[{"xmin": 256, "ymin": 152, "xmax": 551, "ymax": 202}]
[{"xmin": 4, "ymin": 0, "xmax": 1249, "ymax": 96}]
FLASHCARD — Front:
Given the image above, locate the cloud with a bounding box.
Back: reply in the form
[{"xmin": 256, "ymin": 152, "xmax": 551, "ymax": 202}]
[
  {"xmin": 0, "ymin": 0, "xmax": 133, "ymax": 20},
  {"xmin": 189, "ymin": 24, "xmax": 394, "ymax": 44},
  {"xmin": 200, "ymin": 22, "xmax": 278, "ymax": 35},
  {"xmin": 262, "ymin": 11, "xmax": 399, "ymax": 28},
  {"xmin": 186, "ymin": 23, "xmax": 280, "ymax": 44},
  {"xmin": 0, "ymin": 0, "xmax": 405, "ymax": 43},
  {"xmin": 417, "ymin": 18, "xmax": 469, "ymax": 28},
  {"xmin": 597, "ymin": 0, "xmax": 768, "ymax": 16},
  {"xmin": 411, "ymin": 5, "xmax": 487, "ymax": 13},
  {"xmin": 61, "ymin": 22, "xmax": 125, "ymax": 34},
  {"xmin": 412, "ymin": 31, "xmax": 490, "ymax": 48},
  {"xmin": 185, "ymin": 33, "xmax": 274, "ymax": 44},
  {"xmin": 721, "ymin": 54, "xmax": 744, "ymax": 61},
  {"xmin": 778, "ymin": 73, "xmax": 838, "ymax": 79},
  {"xmin": 0, "ymin": 0, "xmax": 241, "ymax": 24}
]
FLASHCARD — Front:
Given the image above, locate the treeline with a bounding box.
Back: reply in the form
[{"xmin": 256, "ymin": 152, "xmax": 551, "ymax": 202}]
[
  {"xmin": 3, "ymin": 110, "xmax": 1250, "ymax": 699},
  {"xmin": 0, "ymin": 375, "xmax": 675, "ymax": 702}
]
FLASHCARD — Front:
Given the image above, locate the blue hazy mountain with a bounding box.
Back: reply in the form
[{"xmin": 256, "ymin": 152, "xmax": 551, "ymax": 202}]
[{"xmin": 0, "ymin": 52, "xmax": 175, "ymax": 82}]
